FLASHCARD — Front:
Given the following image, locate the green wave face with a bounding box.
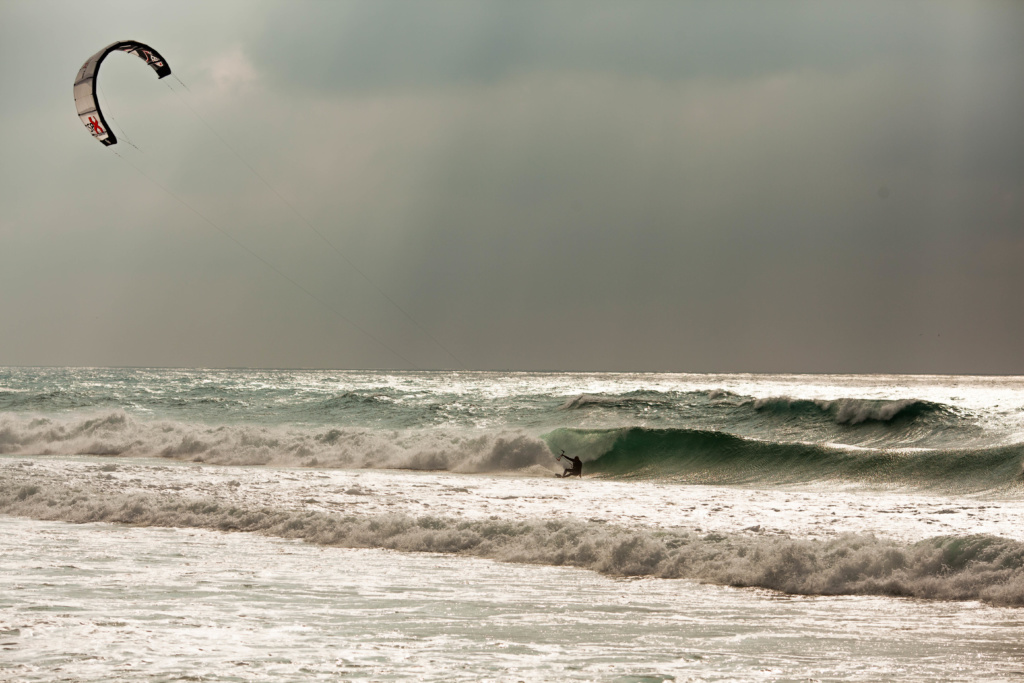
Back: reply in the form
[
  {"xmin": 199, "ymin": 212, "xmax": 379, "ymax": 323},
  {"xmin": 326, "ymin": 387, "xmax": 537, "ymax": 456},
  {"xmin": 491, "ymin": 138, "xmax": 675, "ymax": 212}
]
[{"xmin": 543, "ymin": 427, "xmax": 1024, "ymax": 491}]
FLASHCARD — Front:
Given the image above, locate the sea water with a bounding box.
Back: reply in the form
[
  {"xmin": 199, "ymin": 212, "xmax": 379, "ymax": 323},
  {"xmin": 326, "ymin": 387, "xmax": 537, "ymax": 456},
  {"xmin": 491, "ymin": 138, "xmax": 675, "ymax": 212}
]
[{"xmin": 2, "ymin": 368, "xmax": 1024, "ymax": 680}]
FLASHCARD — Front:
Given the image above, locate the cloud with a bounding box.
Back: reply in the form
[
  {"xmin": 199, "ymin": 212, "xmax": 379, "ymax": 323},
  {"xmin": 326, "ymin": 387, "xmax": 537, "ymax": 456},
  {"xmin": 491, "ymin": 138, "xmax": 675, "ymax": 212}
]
[
  {"xmin": 203, "ymin": 46, "xmax": 260, "ymax": 92},
  {"xmin": 248, "ymin": 0, "xmax": 1023, "ymax": 94},
  {"xmin": 0, "ymin": 0, "xmax": 1022, "ymax": 371}
]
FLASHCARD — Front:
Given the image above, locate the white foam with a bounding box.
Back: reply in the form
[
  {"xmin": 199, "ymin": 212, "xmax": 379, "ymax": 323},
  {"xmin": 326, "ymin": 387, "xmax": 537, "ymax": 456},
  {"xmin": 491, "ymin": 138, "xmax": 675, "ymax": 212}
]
[
  {"xmin": 5, "ymin": 456, "xmax": 1024, "ymax": 606},
  {"xmin": 0, "ymin": 411, "xmax": 555, "ymax": 472},
  {"xmin": 7, "ymin": 516, "xmax": 1022, "ymax": 682}
]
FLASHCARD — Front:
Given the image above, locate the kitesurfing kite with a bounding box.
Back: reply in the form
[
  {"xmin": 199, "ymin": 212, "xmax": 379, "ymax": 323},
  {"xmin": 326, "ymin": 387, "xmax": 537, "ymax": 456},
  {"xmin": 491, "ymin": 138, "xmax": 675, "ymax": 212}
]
[{"xmin": 73, "ymin": 40, "xmax": 171, "ymax": 146}]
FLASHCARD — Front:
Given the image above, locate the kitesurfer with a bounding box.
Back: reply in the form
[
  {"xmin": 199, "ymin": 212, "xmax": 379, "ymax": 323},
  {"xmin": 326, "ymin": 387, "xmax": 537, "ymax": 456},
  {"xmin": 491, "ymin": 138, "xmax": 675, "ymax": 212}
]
[{"xmin": 557, "ymin": 450, "xmax": 583, "ymax": 478}]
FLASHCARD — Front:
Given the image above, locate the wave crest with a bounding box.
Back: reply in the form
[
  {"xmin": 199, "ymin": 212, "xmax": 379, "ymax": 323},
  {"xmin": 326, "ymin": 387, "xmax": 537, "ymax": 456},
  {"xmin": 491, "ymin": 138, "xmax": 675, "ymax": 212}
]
[
  {"xmin": 4, "ymin": 477, "xmax": 1024, "ymax": 607},
  {"xmin": 752, "ymin": 396, "xmax": 956, "ymax": 425}
]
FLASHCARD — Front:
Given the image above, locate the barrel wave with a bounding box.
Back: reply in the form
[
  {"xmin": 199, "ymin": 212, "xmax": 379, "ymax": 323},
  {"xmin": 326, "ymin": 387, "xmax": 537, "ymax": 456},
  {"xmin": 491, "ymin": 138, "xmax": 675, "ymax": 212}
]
[{"xmin": 544, "ymin": 426, "xmax": 1024, "ymax": 491}]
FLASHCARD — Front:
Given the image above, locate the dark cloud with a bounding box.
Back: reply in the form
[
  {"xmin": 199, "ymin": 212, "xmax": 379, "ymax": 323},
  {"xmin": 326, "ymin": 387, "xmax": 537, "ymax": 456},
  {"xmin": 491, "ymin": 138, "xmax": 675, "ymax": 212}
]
[{"xmin": 0, "ymin": 0, "xmax": 1022, "ymax": 372}]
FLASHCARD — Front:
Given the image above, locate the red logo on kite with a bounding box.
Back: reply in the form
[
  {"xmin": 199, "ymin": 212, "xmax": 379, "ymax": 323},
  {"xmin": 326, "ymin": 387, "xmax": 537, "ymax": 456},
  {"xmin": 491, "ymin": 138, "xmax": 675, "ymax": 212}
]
[{"xmin": 87, "ymin": 116, "xmax": 104, "ymax": 134}]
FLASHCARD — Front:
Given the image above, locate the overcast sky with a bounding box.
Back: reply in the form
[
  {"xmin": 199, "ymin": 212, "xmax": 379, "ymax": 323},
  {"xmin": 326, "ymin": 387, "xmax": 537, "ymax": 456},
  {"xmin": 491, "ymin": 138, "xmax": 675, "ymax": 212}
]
[{"xmin": 1, "ymin": 0, "xmax": 1022, "ymax": 373}]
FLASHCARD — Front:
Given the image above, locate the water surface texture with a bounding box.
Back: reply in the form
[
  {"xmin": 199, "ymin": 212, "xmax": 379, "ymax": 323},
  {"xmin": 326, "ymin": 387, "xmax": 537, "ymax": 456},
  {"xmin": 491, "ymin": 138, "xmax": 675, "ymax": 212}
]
[{"xmin": 3, "ymin": 368, "xmax": 1024, "ymax": 680}]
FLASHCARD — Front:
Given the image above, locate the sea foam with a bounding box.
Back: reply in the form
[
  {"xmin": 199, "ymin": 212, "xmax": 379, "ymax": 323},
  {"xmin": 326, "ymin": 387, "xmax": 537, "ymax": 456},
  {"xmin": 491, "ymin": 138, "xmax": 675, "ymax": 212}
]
[
  {"xmin": 3, "ymin": 474, "xmax": 1024, "ymax": 607},
  {"xmin": 0, "ymin": 411, "xmax": 553, "ymax": 472}
]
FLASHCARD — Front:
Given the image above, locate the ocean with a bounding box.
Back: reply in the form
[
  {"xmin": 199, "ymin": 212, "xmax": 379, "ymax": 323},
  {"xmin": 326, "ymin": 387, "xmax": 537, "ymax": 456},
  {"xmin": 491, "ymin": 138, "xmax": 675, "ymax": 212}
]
[{"xmin": 2, "ymin": 368, "xmax": 1024, "ymax": 681}]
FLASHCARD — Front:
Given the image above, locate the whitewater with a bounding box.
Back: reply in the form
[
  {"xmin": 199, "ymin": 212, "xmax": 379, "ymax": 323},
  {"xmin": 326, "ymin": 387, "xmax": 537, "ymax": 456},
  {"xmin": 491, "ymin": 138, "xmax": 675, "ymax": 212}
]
[{"xmin": 3, "ymin": 368, "xmax": 1024, "ymax": 681}]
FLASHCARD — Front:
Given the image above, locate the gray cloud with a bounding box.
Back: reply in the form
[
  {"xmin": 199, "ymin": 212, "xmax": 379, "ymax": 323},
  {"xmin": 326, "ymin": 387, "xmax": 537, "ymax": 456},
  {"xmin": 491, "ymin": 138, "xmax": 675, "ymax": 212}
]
[
  {"xmin": 250, "ymin": 1, "xmax": 1023, "ymax": 92},
  {"xmin": 0, "ymin": 0, "xmax": 1022, "ymax": 372}
]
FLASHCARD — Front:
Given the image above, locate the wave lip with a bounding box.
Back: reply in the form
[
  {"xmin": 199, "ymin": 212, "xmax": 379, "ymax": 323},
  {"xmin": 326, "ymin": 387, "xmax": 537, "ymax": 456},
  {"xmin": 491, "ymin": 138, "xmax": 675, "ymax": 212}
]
[{"xmin": 544, "ymin": 426, "xmax": 1024, "ymax": 492}]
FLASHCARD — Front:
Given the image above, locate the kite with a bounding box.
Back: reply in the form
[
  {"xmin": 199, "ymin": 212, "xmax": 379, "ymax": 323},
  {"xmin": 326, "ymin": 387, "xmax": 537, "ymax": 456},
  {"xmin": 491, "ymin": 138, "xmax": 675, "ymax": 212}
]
[{"xmin": 73, "ymin": 41, "xmax": 171, "ymax": 146}]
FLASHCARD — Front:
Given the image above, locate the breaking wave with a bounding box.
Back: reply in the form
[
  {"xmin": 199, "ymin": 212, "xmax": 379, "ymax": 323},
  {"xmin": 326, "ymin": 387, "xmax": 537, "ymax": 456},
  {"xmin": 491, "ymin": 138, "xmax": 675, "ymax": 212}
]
[
  {"xmin": 4, "ymin": 477, "xmax": 1024, "ymax": 607},
  {"xmin": 0, "ymin": 411, "xmax": 553, "ymax": 473}
]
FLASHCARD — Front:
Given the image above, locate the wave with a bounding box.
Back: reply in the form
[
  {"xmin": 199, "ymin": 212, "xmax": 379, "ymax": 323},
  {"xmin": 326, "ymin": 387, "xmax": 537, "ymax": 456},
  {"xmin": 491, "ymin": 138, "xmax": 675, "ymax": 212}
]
[
  {"xmin": 0, "ymin": 411, "xmax": 554, "ymax": 473},
  {"xmin": 0, "ymin": 388, "xmax": 122, "ymax": 412},
  {"xmin": 556, "ymin": 389, "xmax": 975, "ymax": 447},
  {"xmin": 751, "ymin": 396, "xmax": 958, "ymax": 425},
  {"xmin": 559, "ymin": 391, "xmax": 675, "ymax": 410},
  {"xmin": 0, "ymin": 388, "xmax": 253, "ymax": 414},
  {"xmin": 0, "ymin": 374, "xmax": 987, "ymax": 451},
  {"xmin": 318, "ymin": 391, "xmax": 393, "ymax": 408},
  {"xmin": 557, "ymin": 390, "xmax": 959, "ymax": 426},
  {"xmin": 2, "ymin": 411, "xmax": 1018, "ymax": 491},
  {"xmin": 544, "ymin": 427, "xmax": 1024, "ymax": 492},
  {"xmin": 558, "ymin": 388, "xmax": 749, "ymax": 412},
  {"xmin": 4, "ymin": 477, "xmax": 1024, "ymax": 607}
]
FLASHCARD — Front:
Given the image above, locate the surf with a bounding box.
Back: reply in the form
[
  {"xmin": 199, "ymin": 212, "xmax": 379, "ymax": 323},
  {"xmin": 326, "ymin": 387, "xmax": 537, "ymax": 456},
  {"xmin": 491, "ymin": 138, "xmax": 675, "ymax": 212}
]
[{"xmin": 5, "ymin": 471, "xmax": 1024, "ymax": 607}]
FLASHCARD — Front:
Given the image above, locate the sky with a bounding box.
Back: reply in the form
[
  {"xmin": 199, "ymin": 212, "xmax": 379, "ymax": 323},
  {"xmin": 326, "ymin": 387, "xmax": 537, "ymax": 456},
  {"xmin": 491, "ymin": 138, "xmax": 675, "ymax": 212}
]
[{"xmin": 0, "ymin": 0, "xmax": 1022, "ymax": 373}]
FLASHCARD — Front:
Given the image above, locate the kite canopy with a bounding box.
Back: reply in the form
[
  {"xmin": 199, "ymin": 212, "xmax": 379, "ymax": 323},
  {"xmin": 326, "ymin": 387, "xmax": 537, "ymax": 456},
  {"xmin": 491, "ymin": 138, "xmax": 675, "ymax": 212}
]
[{"xmin": 73, "ymin": 40, "xmax": 171, "ymax": 146}]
